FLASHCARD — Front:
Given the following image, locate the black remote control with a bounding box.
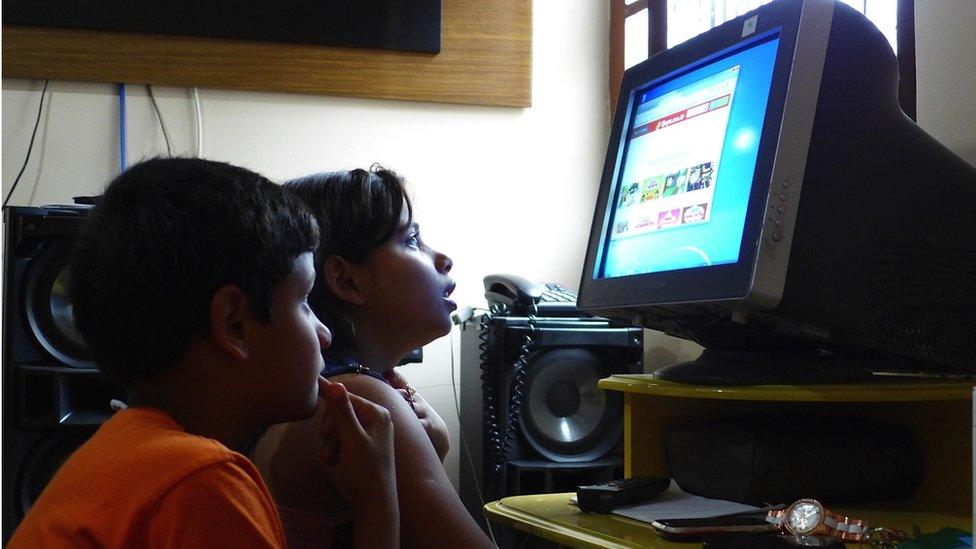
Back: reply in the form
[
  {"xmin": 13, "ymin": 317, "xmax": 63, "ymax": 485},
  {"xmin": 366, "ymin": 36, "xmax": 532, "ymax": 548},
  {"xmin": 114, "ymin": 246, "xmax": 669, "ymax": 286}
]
[{"xmin": 576, "ymin": 476, "xmax": 671, "ymax": 513}]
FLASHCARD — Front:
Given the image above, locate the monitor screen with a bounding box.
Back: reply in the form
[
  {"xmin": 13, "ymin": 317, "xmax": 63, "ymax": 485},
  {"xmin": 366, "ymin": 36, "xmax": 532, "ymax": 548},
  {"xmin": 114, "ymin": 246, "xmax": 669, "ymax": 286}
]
[{"xmin": 598, "ymin": 33, "xmax": 780, "ymax": 279}]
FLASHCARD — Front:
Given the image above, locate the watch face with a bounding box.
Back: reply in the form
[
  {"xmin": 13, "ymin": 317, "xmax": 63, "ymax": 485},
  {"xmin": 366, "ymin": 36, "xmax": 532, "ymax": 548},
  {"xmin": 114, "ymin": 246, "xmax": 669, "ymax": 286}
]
[{"xmin": 787, "ymin": 501, "xmax": 823, "ymax": 534}]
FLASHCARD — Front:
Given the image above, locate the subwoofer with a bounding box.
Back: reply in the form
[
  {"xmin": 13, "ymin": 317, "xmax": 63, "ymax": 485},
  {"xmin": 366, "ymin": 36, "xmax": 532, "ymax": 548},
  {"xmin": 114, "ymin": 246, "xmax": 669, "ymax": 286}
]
[
  {"xmin": 459, "ymin": 314, "xmax": 642, "ymax": 540},
  {"xmin": 2, "ymin": 205, "xmax": 119, "ymax": 542}
]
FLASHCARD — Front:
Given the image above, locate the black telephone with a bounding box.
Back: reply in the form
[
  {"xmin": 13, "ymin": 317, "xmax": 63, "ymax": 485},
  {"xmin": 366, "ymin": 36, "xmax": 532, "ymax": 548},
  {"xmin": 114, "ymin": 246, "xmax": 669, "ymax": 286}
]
[{"xmin": 483, "ymin": 273, "xmax": 580, "ymax": 317}]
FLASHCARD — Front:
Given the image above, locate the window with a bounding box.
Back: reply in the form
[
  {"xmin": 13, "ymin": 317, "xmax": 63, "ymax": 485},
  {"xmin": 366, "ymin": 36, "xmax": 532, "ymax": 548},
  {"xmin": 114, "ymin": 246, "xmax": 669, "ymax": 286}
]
[{"xmin": 610, "ymin": 0, "xmax": 916, "ymax": 119}]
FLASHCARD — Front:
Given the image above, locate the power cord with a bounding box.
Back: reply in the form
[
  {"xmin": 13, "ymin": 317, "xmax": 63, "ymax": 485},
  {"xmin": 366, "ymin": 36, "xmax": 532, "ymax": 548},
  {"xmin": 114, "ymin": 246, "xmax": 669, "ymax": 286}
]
[
  {"xmin": 147, "ymin": 85, "xmax": 173, "ymax": 156},
  {"xmin": 192, "ymin": 87, "xmax": 203, "ymax": 156},
  {"xmin": 449, "ymin": 316, "xmax": 499, "ymax": 548},
  {"xmin": 3, "ymin": 79, "xmax": 50, "ymax": 209}
]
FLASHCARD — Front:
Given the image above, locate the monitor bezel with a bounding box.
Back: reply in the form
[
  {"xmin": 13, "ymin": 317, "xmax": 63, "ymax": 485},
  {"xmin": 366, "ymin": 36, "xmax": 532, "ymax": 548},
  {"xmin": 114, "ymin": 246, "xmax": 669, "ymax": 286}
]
[{"xmin": 579, "ymin": 0, "xmax": 832, "ymax": 315}]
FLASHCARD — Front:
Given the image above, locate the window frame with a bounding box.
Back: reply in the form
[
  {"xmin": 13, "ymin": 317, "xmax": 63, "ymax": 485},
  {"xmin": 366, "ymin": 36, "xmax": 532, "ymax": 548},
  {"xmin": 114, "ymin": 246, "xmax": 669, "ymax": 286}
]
[{"xmin": 609, "ymin": 0, "xmax": 916, "ymax": 119}]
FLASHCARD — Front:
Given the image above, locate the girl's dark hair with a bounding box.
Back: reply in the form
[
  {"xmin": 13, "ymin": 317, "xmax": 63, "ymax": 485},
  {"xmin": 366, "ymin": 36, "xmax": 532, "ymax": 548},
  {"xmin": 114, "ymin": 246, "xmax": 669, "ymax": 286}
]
[{"xmin": 285, "ymin": 166, "xmax": 412, "ymax": 356}]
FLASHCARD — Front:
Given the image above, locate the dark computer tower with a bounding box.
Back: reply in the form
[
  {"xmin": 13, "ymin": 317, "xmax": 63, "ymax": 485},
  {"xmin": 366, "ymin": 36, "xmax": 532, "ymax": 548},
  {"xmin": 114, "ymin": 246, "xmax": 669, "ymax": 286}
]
[
  {"xmin": 2, "ymin": 206, "xmax": 120, "ymax": 542},
  {"xmin": 458, "ymin": 313, "xmax": 642, "ymax": 543}
]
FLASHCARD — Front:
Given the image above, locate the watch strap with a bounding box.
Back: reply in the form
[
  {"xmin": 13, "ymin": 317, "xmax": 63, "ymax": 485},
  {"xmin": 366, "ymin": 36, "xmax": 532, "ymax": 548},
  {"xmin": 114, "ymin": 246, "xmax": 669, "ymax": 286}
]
[
  {"xmin": 822, "ymin": 509, "xmax": 869, "ymax": 541},
  {"xmin": 765, "ymin": 509, "xmax": 786, "ymax": 527}
]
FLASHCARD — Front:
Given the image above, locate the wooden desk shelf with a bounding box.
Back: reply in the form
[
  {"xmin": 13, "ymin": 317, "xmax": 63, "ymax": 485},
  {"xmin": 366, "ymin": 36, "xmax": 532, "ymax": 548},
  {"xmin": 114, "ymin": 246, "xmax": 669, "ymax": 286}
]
[
  {"xmin": 485, "ymin": 375, "xmax": 973, "ymax": 548},
  {"xmin": 601, "ymin": 375, "xmax": 972, "ymax": 511}
]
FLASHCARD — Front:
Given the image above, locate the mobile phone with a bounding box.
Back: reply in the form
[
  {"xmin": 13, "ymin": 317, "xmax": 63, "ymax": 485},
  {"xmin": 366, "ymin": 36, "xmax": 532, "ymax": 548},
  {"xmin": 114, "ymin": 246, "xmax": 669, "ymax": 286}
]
[{"xmin": 651, "ymin": 515, "xmax": 776, "ymax": 541}]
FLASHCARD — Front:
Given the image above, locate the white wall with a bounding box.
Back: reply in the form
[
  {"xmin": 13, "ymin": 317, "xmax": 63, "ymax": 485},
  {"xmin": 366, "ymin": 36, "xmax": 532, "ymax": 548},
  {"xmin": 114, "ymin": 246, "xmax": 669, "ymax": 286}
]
[
  {"xmin": 915, "ymin": 0, "xmax": 976, "ymax": 166},
  {"xmin": 2, "ymin": 2, "xmax": 611, "ymax": 490}
]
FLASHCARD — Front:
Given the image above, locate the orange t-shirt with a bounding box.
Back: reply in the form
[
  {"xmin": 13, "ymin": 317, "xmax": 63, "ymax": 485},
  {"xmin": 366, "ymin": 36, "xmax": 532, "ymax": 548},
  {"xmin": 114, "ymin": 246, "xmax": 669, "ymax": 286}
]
[{"xmin": 9, "ymin": 407, "xmax": 287, "ymax": 548}]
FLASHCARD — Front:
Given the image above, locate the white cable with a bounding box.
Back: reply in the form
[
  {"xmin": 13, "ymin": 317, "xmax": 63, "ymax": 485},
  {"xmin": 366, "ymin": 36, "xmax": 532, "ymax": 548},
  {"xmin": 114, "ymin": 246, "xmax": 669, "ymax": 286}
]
[
  {"xmin": 146, "ymin": 85, "xmax": 173, "ymax": 156},
  {"xmin": 192, "ymin": 87, "xmax": 203, "ymax": 157},
  {"xmin": 449, "ymin": 324, "xmax": 499, "ymax": 548}
]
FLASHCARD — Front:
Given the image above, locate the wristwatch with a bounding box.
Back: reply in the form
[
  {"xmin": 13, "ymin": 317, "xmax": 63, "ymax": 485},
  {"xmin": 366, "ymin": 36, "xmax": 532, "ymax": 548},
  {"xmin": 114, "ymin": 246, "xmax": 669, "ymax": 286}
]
[{"xmin": 766, "ymin": 499, "xmax": 869, "ymax": 541}]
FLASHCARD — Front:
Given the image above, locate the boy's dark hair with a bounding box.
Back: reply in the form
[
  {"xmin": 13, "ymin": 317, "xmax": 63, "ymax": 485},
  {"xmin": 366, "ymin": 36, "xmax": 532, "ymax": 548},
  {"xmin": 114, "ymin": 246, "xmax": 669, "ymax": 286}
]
[
  {"xmin": 284, "ymin": 166, "xmax": 412, "ymax": 356},
  {"xmin": 70, "ymin": 157, "xmax": 319, "ymax": 384}
]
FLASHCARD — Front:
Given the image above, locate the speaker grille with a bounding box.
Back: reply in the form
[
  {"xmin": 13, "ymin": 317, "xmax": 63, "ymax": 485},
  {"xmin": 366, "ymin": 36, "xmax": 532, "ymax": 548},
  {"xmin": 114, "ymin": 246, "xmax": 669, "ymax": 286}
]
[
  {"xmin": 872, "ymin": 309, "xmax": 976, "ymax": 367},
  {"xmin": 867, "ymin": 245, "xmax": 976, "ymax": 368},
  {"xmin": 867, "ymin": 245, "xmax": 976, "ymax": 310}
]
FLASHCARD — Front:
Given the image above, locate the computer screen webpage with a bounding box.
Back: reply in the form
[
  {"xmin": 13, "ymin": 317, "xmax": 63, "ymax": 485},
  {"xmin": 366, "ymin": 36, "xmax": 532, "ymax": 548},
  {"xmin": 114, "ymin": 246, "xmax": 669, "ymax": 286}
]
[{"xmin": 599, "ymin": 33, "xmax": 780, "ymax": 279}]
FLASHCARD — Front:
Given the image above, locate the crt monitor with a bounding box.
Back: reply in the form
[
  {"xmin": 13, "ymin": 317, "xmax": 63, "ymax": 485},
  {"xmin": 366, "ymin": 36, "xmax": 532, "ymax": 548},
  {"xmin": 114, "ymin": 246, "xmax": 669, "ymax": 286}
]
[{"xmin": 577, "ymin": 0, "xmax": 976, "ymax": 383}]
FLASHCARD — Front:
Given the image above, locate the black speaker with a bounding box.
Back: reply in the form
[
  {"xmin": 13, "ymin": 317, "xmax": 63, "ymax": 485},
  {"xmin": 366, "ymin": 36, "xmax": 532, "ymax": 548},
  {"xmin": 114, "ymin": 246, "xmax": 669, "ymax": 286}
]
[
  {"xmin": 2, "ymin": 205, "xmax": 120, "ymax": 543},
  {"xmin": 459, "ymin": 314, "xmax": 642, "ymax": 541}
]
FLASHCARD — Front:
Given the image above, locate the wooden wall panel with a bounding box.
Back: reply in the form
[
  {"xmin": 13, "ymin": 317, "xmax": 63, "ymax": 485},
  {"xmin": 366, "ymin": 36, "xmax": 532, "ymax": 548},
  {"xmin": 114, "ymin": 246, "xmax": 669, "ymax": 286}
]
[{"xmin": 2, "ymin": 0, "xmax": 532, "ymax": 108}]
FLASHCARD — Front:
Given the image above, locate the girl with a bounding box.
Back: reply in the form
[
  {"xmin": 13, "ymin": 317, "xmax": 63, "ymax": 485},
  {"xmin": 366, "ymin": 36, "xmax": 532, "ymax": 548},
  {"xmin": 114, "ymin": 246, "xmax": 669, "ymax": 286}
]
[{"xmin": 253, "ymin": 167, "xmax": 493, "ymax": 548}]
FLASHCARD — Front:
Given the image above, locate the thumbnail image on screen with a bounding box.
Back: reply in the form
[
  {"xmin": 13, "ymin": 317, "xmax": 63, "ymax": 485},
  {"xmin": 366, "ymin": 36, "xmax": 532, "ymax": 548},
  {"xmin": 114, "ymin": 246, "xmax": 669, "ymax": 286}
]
[{"xmin": 599, "ymin": 33, "xmax": 779, "ymax": 279}]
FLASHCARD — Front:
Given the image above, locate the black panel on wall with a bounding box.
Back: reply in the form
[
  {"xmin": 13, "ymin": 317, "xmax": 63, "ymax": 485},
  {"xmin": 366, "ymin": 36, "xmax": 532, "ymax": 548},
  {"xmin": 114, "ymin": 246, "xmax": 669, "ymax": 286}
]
[{"xmin": 3, "ymin": 0, "xmax": 441, "ymax": 53}]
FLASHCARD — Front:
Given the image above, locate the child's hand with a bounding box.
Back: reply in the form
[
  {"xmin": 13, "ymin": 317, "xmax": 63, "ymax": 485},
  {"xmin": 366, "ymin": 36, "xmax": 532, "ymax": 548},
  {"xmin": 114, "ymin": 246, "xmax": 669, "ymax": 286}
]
[
  {"xmin": 317, "ymin": 377, "xmax": 397, "ymax": 511},
  {"xmin": 384, "ymin": 369, "xmax": 450, "ymax": 462}
]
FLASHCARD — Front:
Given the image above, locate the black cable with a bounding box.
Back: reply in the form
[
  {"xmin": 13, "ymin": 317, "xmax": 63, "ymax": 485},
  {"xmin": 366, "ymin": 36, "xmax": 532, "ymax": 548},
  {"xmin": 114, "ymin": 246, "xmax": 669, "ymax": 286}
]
[
  {"xmin": 3, "ymin": 80, "xmax": 50, "ymax": 209},
  {"xmin": 146, "ymin": 85, "xmax": 173, "ymax": 157},
  {"xmin": 479, "ymin": 309, "xmax": 504, "ymax": 472},
  {"xmin": 480, "ymin": 306, "xmax": 536, "ymax": 475},
  {"xmin": 501, "ymin": 314, "xmax": 535, "ymax": 467}
]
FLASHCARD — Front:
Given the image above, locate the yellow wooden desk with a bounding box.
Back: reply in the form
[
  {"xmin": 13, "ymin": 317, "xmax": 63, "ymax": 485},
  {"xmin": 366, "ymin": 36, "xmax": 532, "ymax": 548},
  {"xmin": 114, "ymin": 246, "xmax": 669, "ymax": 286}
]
[
  {"xmin": 485, "ymin": 493, "xmax": 682, "ymax": 549},
  {"xmin": 484, "ymin": 376, "xmax": 974, "ymax": 548},
  {"xmin": 484, "ymin": 493, "xmax": 971, "ymax": 549}
]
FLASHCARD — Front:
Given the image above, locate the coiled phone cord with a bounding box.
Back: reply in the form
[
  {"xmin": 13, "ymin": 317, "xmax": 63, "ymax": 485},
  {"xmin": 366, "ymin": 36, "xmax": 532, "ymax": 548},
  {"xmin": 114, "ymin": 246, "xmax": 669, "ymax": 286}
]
[{"xmin": 479, "ymin": 305, "xmax": 537, "ymax": 474}]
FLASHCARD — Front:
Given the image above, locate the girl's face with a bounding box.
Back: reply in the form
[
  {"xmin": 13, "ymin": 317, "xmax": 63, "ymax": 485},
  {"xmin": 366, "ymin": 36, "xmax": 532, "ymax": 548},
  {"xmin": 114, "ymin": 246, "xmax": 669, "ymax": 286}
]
[{"xmin": 356, "ymin": 206, "xmax": 455, "ymax": 353}]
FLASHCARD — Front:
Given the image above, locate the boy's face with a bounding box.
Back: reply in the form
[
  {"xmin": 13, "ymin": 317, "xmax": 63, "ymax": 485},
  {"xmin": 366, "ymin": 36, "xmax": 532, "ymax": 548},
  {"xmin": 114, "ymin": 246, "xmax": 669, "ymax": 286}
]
[{"xmin": 251, "ymin": 252, "xmax": 331, "ymax": 422}]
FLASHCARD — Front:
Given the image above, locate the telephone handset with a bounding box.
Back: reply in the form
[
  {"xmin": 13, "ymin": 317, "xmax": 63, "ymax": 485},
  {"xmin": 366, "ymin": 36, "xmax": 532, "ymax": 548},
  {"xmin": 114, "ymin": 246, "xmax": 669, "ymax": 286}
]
[
  {"xmin": 484, "ymin": 273, "xmax": 542, "ymax": 313},
  {"xmin": 483, "ymin": 273, "xmax": 580, "ymax": 317}
]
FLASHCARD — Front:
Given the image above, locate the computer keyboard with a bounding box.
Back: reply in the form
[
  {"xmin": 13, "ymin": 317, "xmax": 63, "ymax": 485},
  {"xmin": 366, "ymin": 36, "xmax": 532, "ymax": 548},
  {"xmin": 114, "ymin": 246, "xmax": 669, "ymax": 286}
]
[{"xmin": 537, "ymin": 283, "xmax": 580, "ymax": 316}]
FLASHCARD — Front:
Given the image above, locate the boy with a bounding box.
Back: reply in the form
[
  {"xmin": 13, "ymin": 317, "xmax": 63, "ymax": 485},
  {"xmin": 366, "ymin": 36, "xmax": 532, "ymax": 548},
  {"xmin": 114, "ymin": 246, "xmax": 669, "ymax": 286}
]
[{"xmin": 9, "ymin": 158, "xmax": 399, "ymax": 548}]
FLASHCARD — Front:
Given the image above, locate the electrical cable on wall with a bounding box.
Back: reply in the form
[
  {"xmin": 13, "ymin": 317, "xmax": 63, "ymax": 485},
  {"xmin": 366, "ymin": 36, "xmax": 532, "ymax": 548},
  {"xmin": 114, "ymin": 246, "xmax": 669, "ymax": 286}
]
[
  {"xmin": 192, "ymin": 87, "xmax": 203, "ymax": 157},
  {"xmin": 147, "ymin": 85, "xmax": 173, "ymax": 156},
  {"xmin": 3, "ymin": 79, "xmax": 50, "ymax": 209},
  {"xmin": 118, "ymin": 83, "xmax": 128, "ymax": 172}
]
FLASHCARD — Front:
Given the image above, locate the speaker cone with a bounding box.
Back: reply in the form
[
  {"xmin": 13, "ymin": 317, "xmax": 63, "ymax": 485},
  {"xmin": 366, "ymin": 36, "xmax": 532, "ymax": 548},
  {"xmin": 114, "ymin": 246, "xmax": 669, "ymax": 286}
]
[
  {"xmin": 518, "ymin": 348, "xmax": 623, "ymax": 463},
  {"xmin": 15, "ymin": 428, "xmax": 96, "ymax": 520},
  {"xmin": 23, "ymin": 240, "xmax": 94, "ymax": 368}
]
